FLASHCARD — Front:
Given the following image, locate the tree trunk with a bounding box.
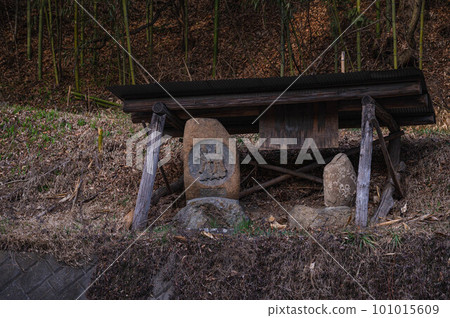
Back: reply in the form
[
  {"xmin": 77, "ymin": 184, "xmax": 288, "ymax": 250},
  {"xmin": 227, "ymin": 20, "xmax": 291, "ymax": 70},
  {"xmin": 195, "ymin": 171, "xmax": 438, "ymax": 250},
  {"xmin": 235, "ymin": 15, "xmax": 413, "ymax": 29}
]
[
  {"xmin": 212, "ymin": 0, "xmax": 220, "ymax": 78},
  {"xmin": 27, "ymin": 0, "xmax": 32, "ymax": 60},
  {"xmin": 74, "ymin": 1, "xmax": 80, "ymax": 91},
  {"xmin": 392, "ymin": 0, "xmax": 398, "ymax": 69},
  {"xmin": 356, "ymin": 0, "xmax": 361, "ymax": 71},
  {"xmin": 122, "ymin": 0, "xmax": 135, "ymax": 85},
  {"xmin": 37, "ymin": 0, "xmax": 44, "ymax": 80}
]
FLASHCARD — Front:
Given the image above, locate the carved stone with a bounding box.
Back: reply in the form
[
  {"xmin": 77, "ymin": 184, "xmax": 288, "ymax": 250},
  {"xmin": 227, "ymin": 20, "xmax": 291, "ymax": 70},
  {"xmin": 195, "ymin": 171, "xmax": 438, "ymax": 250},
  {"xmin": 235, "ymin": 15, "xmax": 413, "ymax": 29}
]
[{"xmin": 183, "ymin": 118, "xmax": 240, "ymax": 201}]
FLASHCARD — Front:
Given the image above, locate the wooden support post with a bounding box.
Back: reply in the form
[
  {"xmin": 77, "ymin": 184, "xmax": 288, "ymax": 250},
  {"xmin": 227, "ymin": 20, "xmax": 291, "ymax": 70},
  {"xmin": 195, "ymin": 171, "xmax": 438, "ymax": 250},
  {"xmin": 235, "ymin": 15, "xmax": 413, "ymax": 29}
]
[
  {"xmin": 355, "ymin": 97, "xmax": 376, "ymax": 227},
  {"xmin": 362, "ymin": 95, "xmax": 404, "ymax": 224},
  {"xmin": 153, "ymin": 102, "xmax": 185, "ymax": 132},
  {"xmin": 132, "ymin": 112, "xmax": 166, "ymax": 231}
]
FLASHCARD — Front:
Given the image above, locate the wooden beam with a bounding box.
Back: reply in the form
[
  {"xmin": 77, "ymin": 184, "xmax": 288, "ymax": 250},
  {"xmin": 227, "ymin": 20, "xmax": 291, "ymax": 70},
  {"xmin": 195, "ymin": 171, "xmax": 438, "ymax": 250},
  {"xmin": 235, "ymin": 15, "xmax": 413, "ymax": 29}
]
[
  {"xmin": 250, "ymin": 162, "xmax": 323, "ymax": 184},
  {"xmin": 152, "ymin": 102, "xmax": 185, "ymax": 131},
  {"xmin": 339, "ymin": 94, "xmax": 428, "ymax": 113},
  {"xmin": 362, "ymin": 95, "xmax": 400, "ymax": 131},
  {"xmin": 239, "ymin": 131, "xmax": 403, "ymax": 198},
  {"xmin": 372, "ymin": 119, "xmax": 404, "ymax": 198},
  {"xmin": 132, "ymin": 112, "xmax": 166, "ymax": 231},
  {"xmin": 124, "ymin": 81, "xmax": 422, "ymax": 112},
  {"xmin": 355, "ymin": 97, "xmax": 376, "ymax": 227}
]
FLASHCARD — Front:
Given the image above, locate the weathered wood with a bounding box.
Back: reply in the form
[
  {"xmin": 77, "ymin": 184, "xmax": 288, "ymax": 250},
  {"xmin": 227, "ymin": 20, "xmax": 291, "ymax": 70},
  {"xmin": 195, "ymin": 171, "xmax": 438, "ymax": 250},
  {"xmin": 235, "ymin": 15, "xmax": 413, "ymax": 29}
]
[
  {"xmin": 132, "ymin": 95, "xmax": 428, "ymax": 121},
  {"xmin": 338, "ymin": 113, "xmax": 435, "ymax": 129},
  {"xmin": 152, "ymin": 102, "xmax": 185, "ymax": 131},
  {"xmin": 132, "ymin": 112, "xmax": 166, "ymax": 231},
  {"xmin": 355, "ymin": 98, "xmax": 376, "ymax": 227},
  {"xmin": 363, "ymin": 95, "xmax": 400, "ymax": 132},
  {"xmin": 259, "ymin": 102, "xmax": 339, "ymax": 149},
  {"xmin": 250, "ymin": 162, "xmax": 323, "ymax": 184},
  {"xmin": 339, "ymin": 94, "xmax": 428, "ymax": 112},
  {"xmin": 124, "ymin": 81, "xmax": 422, "ymax": 112},
  {"xmin": 239, "ymin": 131, "xmax": 404, "ymax": 198},
  {"xmin": 371, "ymin": 135, "xmax": 402, "ymax": 223},
  {"xmin": 372, "ymin": 119, "xmax": 404, "ymax": 198}
]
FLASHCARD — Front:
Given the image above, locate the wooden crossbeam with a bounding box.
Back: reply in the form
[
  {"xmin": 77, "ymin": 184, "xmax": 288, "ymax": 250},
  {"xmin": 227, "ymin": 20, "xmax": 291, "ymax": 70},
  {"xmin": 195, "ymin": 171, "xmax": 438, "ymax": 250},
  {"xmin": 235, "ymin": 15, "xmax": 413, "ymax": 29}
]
[
  {"xmin": 152, "ymin": 102, "xmax": 185, "ymax": 131},
  {"xmin": 250, "ymin": 162, "xmax": 323, "ymax": 184}
]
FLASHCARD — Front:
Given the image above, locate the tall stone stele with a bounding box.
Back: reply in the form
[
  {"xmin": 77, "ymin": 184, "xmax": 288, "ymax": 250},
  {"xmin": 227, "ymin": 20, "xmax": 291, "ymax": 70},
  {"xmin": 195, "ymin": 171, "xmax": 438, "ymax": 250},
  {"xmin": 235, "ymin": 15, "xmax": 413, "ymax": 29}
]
[
  {"xmin": 183, "ymin": 118, "xmax": 240, "ymax": 200},
  {"xmin": 177, "ymin": 118, "xmax": 246, "ymax": 229}
]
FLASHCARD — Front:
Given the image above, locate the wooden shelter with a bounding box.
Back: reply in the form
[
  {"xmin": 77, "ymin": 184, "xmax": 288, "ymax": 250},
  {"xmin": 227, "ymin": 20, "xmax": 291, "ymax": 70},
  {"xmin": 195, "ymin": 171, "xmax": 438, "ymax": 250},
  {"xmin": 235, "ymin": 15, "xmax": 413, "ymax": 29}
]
[{"xmin": 109, "ymin": 68, "xmax": 434, "ymax": 230}]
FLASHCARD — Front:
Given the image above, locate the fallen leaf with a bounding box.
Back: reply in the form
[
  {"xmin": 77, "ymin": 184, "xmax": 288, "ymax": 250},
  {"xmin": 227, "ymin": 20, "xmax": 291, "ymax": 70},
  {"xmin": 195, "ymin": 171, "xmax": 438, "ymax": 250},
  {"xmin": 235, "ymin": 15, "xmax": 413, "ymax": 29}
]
[
  {"xmin": 174, "ymin": 235, "xmax": 187, "ymax": 242},
  {"xmin": 270, "ymin": 220, "xmax": 287, "ymax": 230},
  {"xmin": 123, "ymin": 210, "xmax": 133, "ymax": 230},
  {"xmin": 201, "ymin": 231, "xmax": 215, "ymax": 239},
  {"xmin": 267, "ymin": 215, "xmax": 275, "ymax": 223}
]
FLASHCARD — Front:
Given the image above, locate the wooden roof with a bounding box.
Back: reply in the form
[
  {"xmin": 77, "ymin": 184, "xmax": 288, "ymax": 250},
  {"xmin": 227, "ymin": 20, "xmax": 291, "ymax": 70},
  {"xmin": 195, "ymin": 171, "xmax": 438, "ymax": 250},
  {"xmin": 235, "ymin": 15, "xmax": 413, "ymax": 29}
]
[{"xmin": 108, "ymin": 68, "xmax": 434, "ymax": 136}]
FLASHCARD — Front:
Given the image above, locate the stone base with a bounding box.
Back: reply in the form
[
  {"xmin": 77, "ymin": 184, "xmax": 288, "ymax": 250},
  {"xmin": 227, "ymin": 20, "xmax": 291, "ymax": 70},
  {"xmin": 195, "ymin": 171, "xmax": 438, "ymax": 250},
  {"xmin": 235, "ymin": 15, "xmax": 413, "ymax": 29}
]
[
  {"xmin": 289, "ymin": 205, "xmax": 353, "ymax": 230},
  {"xmin": 174, "ymin": 197, "xmax": 247, "ymax": 230}
]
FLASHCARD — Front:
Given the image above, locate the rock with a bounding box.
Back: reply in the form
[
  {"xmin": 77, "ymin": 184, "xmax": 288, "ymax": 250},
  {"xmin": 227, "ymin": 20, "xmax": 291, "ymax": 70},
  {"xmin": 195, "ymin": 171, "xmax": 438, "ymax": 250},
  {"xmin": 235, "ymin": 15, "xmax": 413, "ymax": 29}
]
[
  {"xmin": 150, "ymin": 253, "xmax": 176, "ymax": 300},
  {"xmin": 288, "ymin": 205, "xmax": 353, "ymax": 230},
  {"xmin": 183, "ymin": 118, "xmax": 240, "ymax": 201},
  {"xmin": 174, "ymin": 197, "xmax": 247, "ymax": 229},
  {"xmin": 323, "ymin": 153, "xmax": 357, "ymax": 207}
]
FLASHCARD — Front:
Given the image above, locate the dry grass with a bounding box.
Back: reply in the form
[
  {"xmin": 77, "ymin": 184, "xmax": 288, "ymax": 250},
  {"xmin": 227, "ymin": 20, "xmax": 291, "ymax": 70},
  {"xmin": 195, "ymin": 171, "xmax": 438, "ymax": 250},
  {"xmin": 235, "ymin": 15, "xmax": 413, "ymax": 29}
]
[{"xmin": 0, "ymin": 103, "xmax": 448, "ymax": 267}]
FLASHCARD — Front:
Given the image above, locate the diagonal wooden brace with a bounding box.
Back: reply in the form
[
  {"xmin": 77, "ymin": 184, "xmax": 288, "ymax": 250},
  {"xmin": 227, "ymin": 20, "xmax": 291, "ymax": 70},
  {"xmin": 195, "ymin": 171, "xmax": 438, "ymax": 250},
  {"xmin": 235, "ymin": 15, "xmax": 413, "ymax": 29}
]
[{"xmin": 371, "ymin": 118, "xmax": 404, "ymax": 198}]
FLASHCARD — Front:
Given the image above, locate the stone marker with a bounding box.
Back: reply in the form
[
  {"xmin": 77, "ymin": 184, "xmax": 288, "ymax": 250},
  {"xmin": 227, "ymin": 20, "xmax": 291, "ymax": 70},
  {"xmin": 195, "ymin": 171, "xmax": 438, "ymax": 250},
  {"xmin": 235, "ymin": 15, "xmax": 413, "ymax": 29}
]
[
  {"xmin": 174, "ymin": 197, "xmax": 247, "ymax": 230},
  {"xmin": 183, "ymin": 118, "xmax": 240, "ymax": 201},
  {"xmin": 323, "ymin": 153, "xmax": 357, "ymax": 207},
  {"xmin": 288, "ymin": 205, "xmax": 353, "ymax": 230},
  {"xmin": 177, "ymin": 118, "xmax": 246, "ymax": 229}
]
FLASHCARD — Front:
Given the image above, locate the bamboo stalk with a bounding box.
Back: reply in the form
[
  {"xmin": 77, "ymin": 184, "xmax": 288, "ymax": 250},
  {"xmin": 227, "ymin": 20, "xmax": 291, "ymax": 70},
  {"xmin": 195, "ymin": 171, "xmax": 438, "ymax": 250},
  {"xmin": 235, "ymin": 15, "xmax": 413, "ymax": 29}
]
[
  {"xmin": 74, "ymin": 1, "xmax": 80, "ymax": 91},
  {"xmin": 280, "ymin": 0, "xmax": 285, "ymax": 77},
  {"xmin": 37, "ymin": 0, "xmax": 44, "ymax": 80},
  {"xmin": 286, "ymin": 9, "xmax": 294, "ymax": 76},
  {"xmin": 212, "ymin": 0, "xmax": 220, "ymax": 79},
  {"xmin": 98, "ymin": 128, "xmax": 103, "ymax": 153},
  {"xmin": 289, "ymin": 19, "xmax": 304, "ymax": 71},
  {"xmin": 331, "ymin": 0, "xmax": 355, "ymax": 71},
  {"xmin": 80, "ymin": 0, "xmax": 84, "ymax": 66},
  {"xmin": 419, "ymin": 0, "xmax": 425, "ymax": 70},
  {"xmin": 71, "ymin": 91, "xmax": 121, "ymax": 108},
  {"xmin": 92, "ymin": 0, "xmax": 98, "ymax": 65},
  {"xmin": 122, "ymin": 0, "xmax": 135, "ymax": 84},
  {"xmin": 376, "ymin": 0, "xmax": 381, "ymax": 38},
  {"xmin": 184, "ymin": 0, "xmax": 189, "ymax": 62},
  {"xmin": 45, "ymin": 0, "xmax": 59, "ymax": 85},
  {"xmin": 356, "ymin": 0, "xmax": 361, "ymax": 71},
  {"xmin": 146, "ymin": 0, "xmax": 154, "ymax": 63},
  {"xmin": 386, "ymin": 0, "xmax": 392, "ymax": 30},
  {"xmin": 27, "ymin": 0, "xmax": 32, "ymax": 60},
  {"xmin": 392, "ymin": 0, "xmax": 398, "ymax": 69}
]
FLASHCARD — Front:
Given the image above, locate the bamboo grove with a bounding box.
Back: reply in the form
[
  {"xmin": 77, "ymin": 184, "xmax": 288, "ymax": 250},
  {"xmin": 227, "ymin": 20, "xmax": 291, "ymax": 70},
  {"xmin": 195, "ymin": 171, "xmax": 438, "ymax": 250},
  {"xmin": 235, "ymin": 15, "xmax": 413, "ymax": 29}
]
[{"xmin": 19, "ymin": 0, "xmax": 427, "ymax": 99}]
